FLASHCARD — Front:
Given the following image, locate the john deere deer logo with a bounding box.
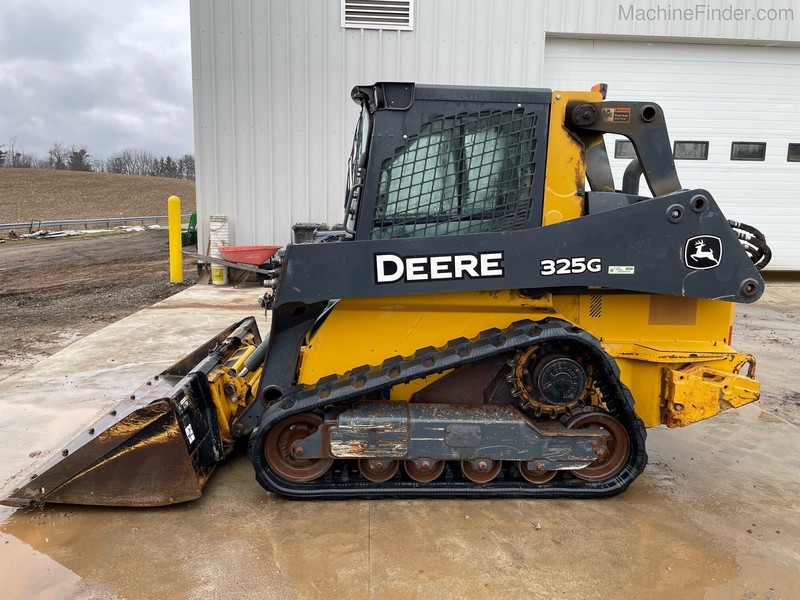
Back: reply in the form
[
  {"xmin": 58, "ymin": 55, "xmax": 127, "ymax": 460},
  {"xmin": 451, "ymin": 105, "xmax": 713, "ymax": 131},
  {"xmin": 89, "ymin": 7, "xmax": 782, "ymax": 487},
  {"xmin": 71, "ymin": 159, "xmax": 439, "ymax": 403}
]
[{"xmin": 685, "ymin": 236, "xmax": 722, "ymax": 270}]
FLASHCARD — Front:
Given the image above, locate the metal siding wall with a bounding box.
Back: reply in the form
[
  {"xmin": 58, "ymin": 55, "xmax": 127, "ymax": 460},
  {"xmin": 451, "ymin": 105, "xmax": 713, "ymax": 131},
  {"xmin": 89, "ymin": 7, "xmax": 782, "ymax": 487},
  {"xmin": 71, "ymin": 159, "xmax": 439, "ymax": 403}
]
[
  {"xmin": 251, "ymin": 1, "xmax": 272, "ymax": 243},
  {"xmin": 191, "ymin": 0, "xmax": 549, "ymax": 248},
  {"xmin": 189, "ymin": 0, "xmax": 212, "ymax": 250}
]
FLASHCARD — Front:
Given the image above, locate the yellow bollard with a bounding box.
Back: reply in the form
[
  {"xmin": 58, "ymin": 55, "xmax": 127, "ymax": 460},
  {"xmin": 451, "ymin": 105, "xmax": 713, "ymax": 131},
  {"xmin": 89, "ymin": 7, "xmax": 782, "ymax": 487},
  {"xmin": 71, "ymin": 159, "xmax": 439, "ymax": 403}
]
[{"xmin": 168, "ymin": 195, "xmax": 183, "ymax": 284}]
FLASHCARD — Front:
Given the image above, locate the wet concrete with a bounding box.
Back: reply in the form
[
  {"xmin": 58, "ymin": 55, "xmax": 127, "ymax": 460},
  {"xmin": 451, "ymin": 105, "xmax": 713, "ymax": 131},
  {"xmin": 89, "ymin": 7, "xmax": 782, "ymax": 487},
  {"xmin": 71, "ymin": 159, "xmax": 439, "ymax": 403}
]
[{"xmin": 1, "ymin": 283, "xmax": 799, "ymax": 599}]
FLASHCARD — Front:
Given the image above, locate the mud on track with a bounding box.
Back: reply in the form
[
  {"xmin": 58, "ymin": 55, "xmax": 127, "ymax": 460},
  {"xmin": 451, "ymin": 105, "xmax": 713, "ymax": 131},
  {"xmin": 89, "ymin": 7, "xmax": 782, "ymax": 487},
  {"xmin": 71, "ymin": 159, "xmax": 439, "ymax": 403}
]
[{"xmin": 0, "ymin": 229, "xmax": 197, "ymax": 380}]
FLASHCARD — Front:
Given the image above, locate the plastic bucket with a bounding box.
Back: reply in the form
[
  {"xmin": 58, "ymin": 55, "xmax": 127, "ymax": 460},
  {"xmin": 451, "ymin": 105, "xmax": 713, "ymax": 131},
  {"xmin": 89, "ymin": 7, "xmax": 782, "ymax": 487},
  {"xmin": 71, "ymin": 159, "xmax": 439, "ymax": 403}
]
[{"xmin": 211, "ymin": 264, "xmax": 228, "ymax": 286}]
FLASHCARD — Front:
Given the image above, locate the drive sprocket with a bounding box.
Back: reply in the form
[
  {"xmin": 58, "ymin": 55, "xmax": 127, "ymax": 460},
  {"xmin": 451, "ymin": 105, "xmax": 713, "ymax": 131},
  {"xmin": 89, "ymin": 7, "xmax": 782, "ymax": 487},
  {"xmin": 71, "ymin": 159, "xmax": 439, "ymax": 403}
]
[{"xmin": 507, "ymin": 342, "xmax": 595, "ymax": 418}]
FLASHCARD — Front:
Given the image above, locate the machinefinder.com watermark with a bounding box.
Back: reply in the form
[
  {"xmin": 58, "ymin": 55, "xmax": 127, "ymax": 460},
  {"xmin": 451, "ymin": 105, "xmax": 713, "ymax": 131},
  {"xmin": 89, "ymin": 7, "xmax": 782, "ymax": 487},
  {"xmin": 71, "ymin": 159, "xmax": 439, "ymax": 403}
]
[{"xmin": 619, "ymin": 4, "xmax": 794, "ymax": 22}]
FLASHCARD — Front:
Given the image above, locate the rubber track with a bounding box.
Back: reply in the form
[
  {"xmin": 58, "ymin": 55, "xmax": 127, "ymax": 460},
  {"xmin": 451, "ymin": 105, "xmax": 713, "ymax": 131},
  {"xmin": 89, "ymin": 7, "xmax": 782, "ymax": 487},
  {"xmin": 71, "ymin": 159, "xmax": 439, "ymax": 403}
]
[{"xmin": 247, "ymin": 318, "xmax": 648, "ymax": 499}]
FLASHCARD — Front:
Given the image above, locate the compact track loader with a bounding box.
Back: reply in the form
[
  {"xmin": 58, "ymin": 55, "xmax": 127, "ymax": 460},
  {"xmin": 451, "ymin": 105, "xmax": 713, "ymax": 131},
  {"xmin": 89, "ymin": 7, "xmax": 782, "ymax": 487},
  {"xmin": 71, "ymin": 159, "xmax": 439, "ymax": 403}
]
[{"xmin": 4, "ymin": 83, "xmax": 771, "ymax": 507}]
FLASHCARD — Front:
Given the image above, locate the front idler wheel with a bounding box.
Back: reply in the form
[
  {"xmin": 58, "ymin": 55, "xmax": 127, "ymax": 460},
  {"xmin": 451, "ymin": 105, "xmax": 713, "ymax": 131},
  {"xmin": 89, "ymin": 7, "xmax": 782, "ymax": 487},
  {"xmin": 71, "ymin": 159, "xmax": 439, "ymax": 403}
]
[{"xmin": 264, "ymin": 413, "xmax": 333, "ymax": 483}]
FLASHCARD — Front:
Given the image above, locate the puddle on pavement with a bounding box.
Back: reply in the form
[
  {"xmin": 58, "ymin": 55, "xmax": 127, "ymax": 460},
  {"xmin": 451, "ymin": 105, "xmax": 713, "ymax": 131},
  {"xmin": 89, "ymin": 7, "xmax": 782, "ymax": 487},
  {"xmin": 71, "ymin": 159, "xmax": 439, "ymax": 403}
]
[
  {"xmin": 0, "ymin": 504, "xmax": 116, "ymax": 600},
  {"xmin": 0, "ymin": 531, "xmax": 118, "ymax": 600}
]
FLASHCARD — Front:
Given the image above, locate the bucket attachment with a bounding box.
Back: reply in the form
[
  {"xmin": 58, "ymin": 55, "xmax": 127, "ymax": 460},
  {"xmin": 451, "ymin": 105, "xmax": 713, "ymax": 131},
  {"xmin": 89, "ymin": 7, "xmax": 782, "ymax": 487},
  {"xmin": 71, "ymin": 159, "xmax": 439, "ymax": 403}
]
[{"xmin": 2, "ymin": 318, "xmax": 263, "ymax": 508}]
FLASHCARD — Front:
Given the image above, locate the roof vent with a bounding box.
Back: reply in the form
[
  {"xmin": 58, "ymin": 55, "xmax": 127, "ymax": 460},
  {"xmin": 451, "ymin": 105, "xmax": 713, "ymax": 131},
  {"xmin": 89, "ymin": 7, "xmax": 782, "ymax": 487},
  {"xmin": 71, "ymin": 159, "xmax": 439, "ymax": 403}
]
[{"xmin": 341, "ymin": 1, "xmax": 414, "ymax": 31}]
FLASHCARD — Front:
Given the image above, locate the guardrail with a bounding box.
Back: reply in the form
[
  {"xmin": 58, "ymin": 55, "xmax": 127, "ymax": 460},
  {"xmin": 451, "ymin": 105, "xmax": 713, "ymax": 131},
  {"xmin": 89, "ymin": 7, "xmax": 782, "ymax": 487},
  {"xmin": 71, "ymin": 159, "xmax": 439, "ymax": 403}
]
[{"xmin": 0, "ymin": 215, "xmax": 193, "ymax": 232}]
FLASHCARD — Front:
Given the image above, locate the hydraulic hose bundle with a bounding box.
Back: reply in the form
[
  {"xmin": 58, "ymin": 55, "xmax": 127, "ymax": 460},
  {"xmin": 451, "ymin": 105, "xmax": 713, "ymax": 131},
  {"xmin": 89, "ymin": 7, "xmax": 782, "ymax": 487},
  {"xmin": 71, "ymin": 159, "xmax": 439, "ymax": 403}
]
[{"xmin": 729, "ymin": 220, "xmax": 772, "ymax": 270}]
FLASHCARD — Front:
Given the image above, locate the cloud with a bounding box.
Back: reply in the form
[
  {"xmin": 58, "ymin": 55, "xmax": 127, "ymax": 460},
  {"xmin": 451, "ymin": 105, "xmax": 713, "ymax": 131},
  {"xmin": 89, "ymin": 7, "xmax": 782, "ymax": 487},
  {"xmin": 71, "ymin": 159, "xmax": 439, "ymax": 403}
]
[
  {"xmin": 0, "ymin": 3, "xmax": 106, "ymax": 63},
  {"xmin": 0, "ymin": 0, "xmax": 192, "ymax": 161}
]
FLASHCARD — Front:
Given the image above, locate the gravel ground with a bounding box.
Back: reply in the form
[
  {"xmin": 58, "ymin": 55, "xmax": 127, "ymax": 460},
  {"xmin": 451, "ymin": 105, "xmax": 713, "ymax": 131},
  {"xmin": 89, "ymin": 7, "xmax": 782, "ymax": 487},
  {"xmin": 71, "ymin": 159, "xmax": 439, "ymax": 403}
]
[{"xmin": 0, "ymin": 229, "xmax": 197, "ymax": 380}]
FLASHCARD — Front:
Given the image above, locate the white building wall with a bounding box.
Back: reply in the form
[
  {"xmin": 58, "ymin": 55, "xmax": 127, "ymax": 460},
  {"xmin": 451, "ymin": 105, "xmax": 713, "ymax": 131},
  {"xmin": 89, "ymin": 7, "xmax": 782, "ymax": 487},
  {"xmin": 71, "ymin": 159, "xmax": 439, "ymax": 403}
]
[
  {"xmin": 190, "ymin": 0, "xmax": 551, "ymax": 249},
  {"xmin": 191, "ymin": 0, "xmax": 798, "ymax": 251}
]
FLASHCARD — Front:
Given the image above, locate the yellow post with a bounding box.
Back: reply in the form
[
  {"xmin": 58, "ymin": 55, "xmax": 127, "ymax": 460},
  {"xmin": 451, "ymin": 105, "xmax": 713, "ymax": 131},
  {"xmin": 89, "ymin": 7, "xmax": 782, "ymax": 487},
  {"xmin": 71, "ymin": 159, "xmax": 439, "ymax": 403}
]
[{"xmin": 168, "ymin": 195, "xmax": 183, "ymax": 283}]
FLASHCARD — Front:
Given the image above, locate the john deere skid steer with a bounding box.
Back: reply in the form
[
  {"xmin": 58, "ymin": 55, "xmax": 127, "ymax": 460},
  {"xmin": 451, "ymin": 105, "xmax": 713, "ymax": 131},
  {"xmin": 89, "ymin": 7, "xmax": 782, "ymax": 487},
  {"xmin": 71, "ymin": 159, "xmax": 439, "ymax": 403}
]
[{"xmin": 3, "ymin": 82, "xmax": 771, "ymax": 507}]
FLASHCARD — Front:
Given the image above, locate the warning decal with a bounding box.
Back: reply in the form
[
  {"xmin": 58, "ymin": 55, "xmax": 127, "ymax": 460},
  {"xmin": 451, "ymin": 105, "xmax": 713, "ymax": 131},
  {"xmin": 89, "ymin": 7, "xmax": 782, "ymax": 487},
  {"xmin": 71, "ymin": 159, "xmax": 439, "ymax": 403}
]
[{"xmin": 602, "ymin": 107, "xmax": 631, "ymax": 124}]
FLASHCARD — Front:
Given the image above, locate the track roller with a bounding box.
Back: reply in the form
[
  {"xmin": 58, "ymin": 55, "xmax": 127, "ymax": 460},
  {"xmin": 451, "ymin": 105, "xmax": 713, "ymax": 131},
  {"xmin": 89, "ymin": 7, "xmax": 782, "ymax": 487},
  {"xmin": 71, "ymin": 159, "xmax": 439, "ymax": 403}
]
[
  {"xmin": 461, "ymin": 459, "xmax": 502, "ymax": 483},
  {"xmin": 404, "ymin": 459, "xmax": 445, "ymax": 482}
]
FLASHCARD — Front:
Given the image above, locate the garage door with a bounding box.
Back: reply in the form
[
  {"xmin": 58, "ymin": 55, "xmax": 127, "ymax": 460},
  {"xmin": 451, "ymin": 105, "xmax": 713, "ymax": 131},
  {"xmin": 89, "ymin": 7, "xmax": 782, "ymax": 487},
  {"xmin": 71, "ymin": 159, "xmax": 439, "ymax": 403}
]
[{"xmin": 544, "ymin": 38, "xmax": 800, "ymax": 270}]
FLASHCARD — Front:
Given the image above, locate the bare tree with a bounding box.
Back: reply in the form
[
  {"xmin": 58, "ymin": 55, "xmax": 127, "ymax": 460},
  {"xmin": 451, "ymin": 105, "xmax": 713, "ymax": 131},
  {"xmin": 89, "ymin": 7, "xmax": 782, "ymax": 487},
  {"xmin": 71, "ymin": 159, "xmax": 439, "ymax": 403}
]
[
  {"xmin": 178, "ymin": 154, "xmax": 195, "ymax": 180},
  {"xmin": 106, "ymin": 154, "xmax": 125, "ymax": 174},
  {"xmin": 105, "ymin": 147, "xmax": 156, "ymax": 175},
  {"xmin": 129, "ymin": 148, "xmax": 156, "ymax": 175},
  {"xmin": 49, "ymin": 142, "xmax": 68, "ymax": 170},
  {"xmin": 6, "ymin": 137, "xmax": 17, "ymax": 167},
  {"xmin": 31, "ymin": 155, "xmax": 50, "ymax": 169},
  {"xmin": 15, "ymin": 151, "xmax": 36, "ymax": 168}
]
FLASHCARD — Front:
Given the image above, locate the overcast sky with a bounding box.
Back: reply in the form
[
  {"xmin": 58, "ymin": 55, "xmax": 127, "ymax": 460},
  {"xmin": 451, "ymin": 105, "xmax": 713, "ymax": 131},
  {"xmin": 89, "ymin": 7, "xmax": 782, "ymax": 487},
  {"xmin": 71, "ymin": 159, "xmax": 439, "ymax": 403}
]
[{"xmin": 0, "ymin": 0, "xmax": 192, "ymax": 162}]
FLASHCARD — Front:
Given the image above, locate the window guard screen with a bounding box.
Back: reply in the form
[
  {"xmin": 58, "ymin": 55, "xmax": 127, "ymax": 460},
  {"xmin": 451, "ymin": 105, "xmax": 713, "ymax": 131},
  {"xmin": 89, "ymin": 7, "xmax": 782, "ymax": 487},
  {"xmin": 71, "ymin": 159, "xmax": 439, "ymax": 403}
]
[{"xmin": 372, "ymin": 110, "xmax": 538, "ymax": 239}]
